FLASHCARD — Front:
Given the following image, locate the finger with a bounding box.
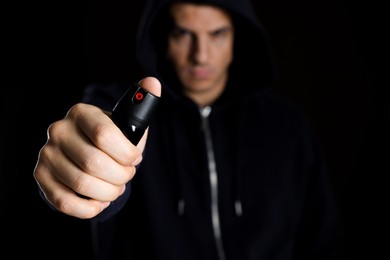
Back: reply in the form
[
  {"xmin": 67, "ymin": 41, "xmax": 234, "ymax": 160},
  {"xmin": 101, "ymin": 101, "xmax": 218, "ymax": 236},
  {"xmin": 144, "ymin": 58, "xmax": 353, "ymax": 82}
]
[
  {"xmin": 47, "ymin": 111, "xmax": 136, "ymax": 184},
  {"xmin": 35, "ymin": 163, "xmax": 111, "ymax": 219},
  {"xmin": 60, "ymin": 119, "xmax": 136, "ymax": 185},
  {"xmin": 137, "ymin": 128, "xmax": 148, "ymax": 152},
  {"xmin": 65, "ymin": 103, "xmax": 142, "ymax": 166},
  {"xmin": 38, "ymin": 141, "xmax": 126, "ymax": 202}
]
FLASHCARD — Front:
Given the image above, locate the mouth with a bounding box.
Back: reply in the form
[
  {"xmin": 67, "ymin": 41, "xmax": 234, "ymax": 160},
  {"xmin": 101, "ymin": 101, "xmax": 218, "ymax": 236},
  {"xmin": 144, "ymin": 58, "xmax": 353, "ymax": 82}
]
[{"xmin": 188, "ymin": 67, "xmax": 211, "ymax": 79}]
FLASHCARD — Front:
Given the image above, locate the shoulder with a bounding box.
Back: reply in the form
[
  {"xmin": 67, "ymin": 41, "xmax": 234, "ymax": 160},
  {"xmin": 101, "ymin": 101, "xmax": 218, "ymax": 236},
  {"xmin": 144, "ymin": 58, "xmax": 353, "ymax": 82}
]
[
  {"xmin": 81, "ymin": 83, "xmax": 129, "ymax": 111},
  {"xmin": 248, "ymin": 88, "xmax": 309, "ymax": 123}
]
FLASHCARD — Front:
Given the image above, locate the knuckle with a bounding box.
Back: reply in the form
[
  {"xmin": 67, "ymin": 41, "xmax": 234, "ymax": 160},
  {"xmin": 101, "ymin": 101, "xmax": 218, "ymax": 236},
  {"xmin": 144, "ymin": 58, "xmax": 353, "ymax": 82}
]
[
  {"xmin": 47, "ymin": 120, "xmax": 70, "ymax": 144},
  {"xmin": 56, "ymin": 197, "xmax": 74, "ymax": 216},
  {"xmin": 91, "ymin": 123, "xmax": 112, "ymax": 147},
  {"xmin": 67, "ymin": 103, "xmax": 86, "ymax": 117},
  {"xmin": 72, "ymin": 173, "xmax": 90, "ymax": 195},
  {"xmin": 80, "ymin": 151, "xmax": 104, "ymax": 175}
]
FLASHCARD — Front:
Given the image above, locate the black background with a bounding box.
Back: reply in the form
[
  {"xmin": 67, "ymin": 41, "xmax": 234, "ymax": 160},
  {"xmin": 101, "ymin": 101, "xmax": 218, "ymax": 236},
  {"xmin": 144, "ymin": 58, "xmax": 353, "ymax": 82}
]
[{"xmin": 1, "ymin": 0, "xmax": 387, "ymax": 258}]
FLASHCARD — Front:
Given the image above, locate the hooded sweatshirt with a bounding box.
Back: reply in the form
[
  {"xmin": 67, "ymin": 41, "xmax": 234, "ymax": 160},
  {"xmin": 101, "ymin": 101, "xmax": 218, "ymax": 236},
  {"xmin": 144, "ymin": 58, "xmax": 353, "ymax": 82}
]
[{"xmin": 82, "ymin": 0, "xmax": 344, "ymax": 259}]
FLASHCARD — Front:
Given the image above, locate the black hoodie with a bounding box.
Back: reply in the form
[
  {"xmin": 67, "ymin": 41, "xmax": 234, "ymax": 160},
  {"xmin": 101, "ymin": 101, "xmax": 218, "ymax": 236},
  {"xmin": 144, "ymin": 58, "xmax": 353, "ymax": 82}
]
[{"xmin": 82, "ymin": 0, "xmax": 344, "ymax": 259}]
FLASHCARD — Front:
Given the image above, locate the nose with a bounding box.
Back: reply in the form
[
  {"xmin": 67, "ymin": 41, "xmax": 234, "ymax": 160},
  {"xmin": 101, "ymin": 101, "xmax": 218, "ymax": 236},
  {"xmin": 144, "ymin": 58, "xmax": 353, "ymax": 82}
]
[{"xmin": 191, "ymin": 35, "xmax": 208, "ymax": 64}]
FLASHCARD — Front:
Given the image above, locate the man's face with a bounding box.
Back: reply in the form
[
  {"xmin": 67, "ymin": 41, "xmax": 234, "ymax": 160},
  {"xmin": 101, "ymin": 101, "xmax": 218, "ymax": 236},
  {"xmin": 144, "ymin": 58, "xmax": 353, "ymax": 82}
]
[{"xmin": 167, "ymin": 3, "xmax": 234, "ymax": 106}]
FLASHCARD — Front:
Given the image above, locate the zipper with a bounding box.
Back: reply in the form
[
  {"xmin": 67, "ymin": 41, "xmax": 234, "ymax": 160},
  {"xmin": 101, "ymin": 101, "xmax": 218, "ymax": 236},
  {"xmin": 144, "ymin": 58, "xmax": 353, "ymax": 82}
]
[{"xmin": 199, "ymin": 106, "xmax": 226, "ymax": 260}]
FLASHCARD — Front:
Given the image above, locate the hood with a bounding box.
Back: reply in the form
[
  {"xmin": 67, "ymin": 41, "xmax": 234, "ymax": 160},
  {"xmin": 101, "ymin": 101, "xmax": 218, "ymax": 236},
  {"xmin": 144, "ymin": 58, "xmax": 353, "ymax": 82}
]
[{"xmin": 136, "ymin": 0, "xmax": 276, "ymax": 105}]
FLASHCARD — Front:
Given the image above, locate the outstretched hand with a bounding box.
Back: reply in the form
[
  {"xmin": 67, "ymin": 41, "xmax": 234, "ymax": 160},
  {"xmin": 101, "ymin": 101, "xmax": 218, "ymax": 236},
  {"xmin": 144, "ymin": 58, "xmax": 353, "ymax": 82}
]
[{"xmin": 33, "ymin": 76, "xmax": 161, "ymax": 219}]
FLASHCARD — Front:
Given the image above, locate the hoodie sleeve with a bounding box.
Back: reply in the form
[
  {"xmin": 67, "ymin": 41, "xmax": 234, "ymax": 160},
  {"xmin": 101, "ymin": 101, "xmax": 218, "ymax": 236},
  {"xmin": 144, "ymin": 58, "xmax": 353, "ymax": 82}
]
[
  {"xmin": 294, "ymin": 124, "xmax": 345, "ymax": 259},
  {"xmin": 81, "ymin": 83, "xmax": 128, "ymax": 111}
]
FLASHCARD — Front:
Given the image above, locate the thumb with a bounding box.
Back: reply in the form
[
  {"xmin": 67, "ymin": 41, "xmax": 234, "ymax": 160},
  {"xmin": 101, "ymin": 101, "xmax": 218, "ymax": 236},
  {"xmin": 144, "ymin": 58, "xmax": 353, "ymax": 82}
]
[
  {"xmin": 136, "ymin": 76, "xmax": 161, "ymax": 151},
  {"xmin": 138, "ymin": 76, "xmax": 162, "ymax": 98}
]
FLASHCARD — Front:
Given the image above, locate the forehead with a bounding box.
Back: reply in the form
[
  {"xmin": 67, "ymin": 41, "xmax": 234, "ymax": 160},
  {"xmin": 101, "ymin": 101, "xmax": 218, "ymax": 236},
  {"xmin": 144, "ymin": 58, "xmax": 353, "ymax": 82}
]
[{"xmin": 169, "ymin": 3, "xmax": 233, "ymax": 30}]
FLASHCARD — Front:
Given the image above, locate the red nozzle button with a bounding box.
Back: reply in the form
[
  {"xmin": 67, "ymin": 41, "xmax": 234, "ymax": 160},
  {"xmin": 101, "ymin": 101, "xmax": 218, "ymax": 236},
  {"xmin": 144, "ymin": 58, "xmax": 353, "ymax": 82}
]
[
  {"xmin": 133, "ymin": 89, "xmax": 146, "ymax": 104},
  {"xmin": 135, "ymin": 92, "xmax": 144, "ymax": 100}
]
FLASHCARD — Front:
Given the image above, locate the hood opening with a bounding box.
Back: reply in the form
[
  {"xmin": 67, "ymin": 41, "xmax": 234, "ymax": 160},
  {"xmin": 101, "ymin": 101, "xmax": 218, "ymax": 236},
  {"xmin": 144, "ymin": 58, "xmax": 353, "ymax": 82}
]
[{"xmin": 136, "ymin": 0, "xmax": 277, "ymax": 102}]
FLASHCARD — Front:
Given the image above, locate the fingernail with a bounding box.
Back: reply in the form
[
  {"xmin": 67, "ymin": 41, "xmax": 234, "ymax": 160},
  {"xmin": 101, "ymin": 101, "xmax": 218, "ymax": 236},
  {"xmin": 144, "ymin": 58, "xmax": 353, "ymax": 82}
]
[
  {"xmin": 131, "ymin": 155, "xmax": 143, "ymax": 166},
  {"xmin": 101, "ymin": 202, "xmax": 110, "ymax": 211}
]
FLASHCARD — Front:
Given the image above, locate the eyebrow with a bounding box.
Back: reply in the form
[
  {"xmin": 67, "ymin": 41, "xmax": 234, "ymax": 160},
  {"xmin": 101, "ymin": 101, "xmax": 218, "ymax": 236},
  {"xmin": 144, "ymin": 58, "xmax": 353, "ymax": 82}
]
[
  {"xmin": 172, "ymin": 24, "xmax": 233, "ymax": 34},
  {"xmin": 211, "ymin": 26, "xmax": 233, "ymax": 34}
]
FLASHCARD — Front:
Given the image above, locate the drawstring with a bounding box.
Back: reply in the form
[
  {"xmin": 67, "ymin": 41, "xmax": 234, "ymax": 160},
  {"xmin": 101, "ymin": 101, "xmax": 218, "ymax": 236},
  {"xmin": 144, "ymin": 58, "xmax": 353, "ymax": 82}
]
[
  {"xmin": 233, "ymin": 108, "xmax": 246, "ymax": 217},
  {"xmin": 177, "ymin": 198, "xmax": 185, "ymax": 216},
  {"xmin": 234, "ymin": 200, "xmax": 243, "ymax": 217},
  {"xmin": 233, "ymin": 138, "xmax": 243, "ymax": 217},
  {"xmin": 168, "ymin": 101, "xmax": 245, "ymax": 217},
  {"xmin": 172, "ymin": 115, "xmax": 187, "ymax": 216},
  {"xmin": 165, "ymin": 105, "xmax": 187, "ymax": 216}
]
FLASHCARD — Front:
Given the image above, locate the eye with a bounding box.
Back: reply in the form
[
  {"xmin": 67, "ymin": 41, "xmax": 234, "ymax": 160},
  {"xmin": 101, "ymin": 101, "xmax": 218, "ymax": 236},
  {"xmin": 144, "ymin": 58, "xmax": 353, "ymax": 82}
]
[
  {"xmin": 210, "ymin": 27, "xmax": 232, "ymax": 39},
  {"xmin": 170, "ymin": 27, "xmax": 191, "ymax": 40}
]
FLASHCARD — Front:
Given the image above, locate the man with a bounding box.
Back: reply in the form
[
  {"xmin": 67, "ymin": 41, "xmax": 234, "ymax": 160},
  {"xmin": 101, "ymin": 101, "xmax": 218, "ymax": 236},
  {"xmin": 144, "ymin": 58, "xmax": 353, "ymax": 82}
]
[{"xmin": 34, "ymin": 0, "xmax": 344, "ymax": 259}]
